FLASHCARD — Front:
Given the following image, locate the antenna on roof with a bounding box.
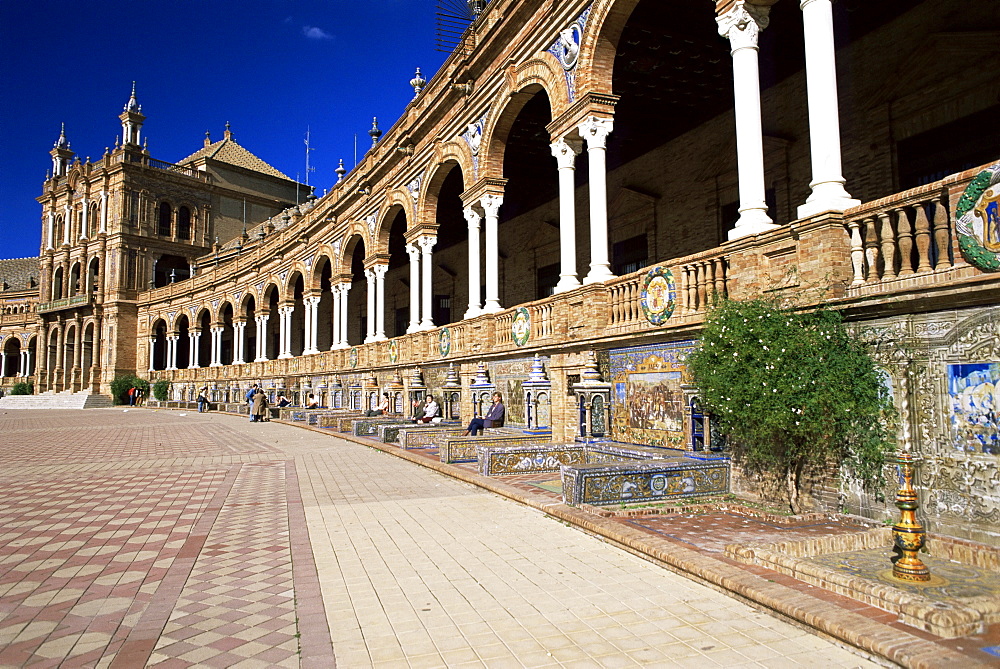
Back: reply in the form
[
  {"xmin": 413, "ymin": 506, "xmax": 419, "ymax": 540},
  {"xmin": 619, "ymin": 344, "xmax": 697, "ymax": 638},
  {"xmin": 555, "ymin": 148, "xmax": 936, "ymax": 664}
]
[
  {"xmin": 304, "ymin": 126, "xmax": 316, "ymax": 187},
  {"xmin": 435, "ymin": 0, "xmax": 485, "ymax": 54}
]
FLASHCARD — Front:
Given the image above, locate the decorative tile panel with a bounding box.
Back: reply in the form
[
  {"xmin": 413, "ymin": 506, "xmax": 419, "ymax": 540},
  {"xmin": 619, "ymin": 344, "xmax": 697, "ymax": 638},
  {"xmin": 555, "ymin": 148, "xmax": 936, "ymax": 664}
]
[
  {"xmin": 562, "ymin": 460, "xmax": 729, "ymax": 506},
  {"xmin": 439, "ymin": 435, "xmax": 544, "ymax": 463}
]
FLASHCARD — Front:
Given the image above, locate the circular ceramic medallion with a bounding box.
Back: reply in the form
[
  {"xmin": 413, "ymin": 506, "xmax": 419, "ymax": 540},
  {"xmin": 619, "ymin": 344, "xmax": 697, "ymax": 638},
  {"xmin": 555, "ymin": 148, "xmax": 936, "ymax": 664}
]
[
  {"xmin": 955, "ymin": 163, "xmax": 1000, "ymax": 272},
  {"xmin": 349, "ymin": 347, "xmax": 358, "ymax": 368},
  {"xmin": 387, "ymin": 340, "xmax": 398, "ymax": 364},
  {"xmin": 438, "ymin": 327, "xmax": 451, "ymax": 357},
  {"xmin": 511, "ymin": 307, "xmax": 531, "ymax": 347},
  {"xmin": 640, "ymin": 267, "xmax": 677, "ymax": 325}
]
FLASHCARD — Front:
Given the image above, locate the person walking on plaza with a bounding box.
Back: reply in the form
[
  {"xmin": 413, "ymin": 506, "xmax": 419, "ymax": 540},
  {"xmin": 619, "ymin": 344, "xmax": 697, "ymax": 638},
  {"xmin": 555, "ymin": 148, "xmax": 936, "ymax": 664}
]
[
  {"xmin": 197, "ymin": 387, "xmax": 209, "ymax": 413},
  {"xmin": 250, "ymin": 388, "xmax": 269, "ymax": 423},
  {"xmin": 128, "ymin": 386, "xmax": 136, "ymax": 406},
  {"xmin": 463, "ymin": 392, "xmax": 505, "ymax": 436}
]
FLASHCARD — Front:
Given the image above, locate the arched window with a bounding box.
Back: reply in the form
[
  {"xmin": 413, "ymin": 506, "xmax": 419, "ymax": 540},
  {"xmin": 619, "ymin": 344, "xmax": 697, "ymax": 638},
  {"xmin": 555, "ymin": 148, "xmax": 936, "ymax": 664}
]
[
  {"xmin": 89, "ymin": 203, "xmax": 99, "ymax": 237},
  {"xmin": 177, "ymin": 206, "xmax": 191, "ymax": 240},
  {"xmin": 158, "ymin": 202, "xmax": 172, "ymax": 237}
]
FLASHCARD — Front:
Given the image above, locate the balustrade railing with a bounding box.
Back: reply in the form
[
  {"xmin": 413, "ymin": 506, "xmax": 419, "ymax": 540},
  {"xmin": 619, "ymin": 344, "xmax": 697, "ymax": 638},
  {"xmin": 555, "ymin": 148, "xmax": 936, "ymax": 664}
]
[
  {"xmin": 37, "ymin": 295, "xmax": 89, "ymax": 313},
  {"xmin": 846, "ymin": 185, "xmax": 955, "ymax": 289},
  {"xmin": 533, "ymin": 303, "xmax": 553, "ymax": 339}
]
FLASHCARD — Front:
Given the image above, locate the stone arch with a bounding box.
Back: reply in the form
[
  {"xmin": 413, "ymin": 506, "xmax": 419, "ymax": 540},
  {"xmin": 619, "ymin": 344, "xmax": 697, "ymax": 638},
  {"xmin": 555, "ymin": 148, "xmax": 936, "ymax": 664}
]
[
  {"xmin": 309, "ymin": 247, "xmax": 337, "ymax": 292},
  {"xmin": 482, "ymin": 76, "xmax": 559, "ymax": 180},
  {"xmin": 237, "ymin": 291, "xmax": 256, "ymax": 318},
  {"xmin": 170, "ymin": 309, "xmax": 191, "ymax": 332},
  {"xmin": 430, "ymin": 141, "xmax": 475, "ymax": 189},
  {"xmin": 575, "ymin": 0, "xmax": 640, "ymax": 96},
  {"xmin": 215, "ymin": 300, "xmax": 235, "ymax": 324},
  {"xmin": 419, "ymin": 158, "xmax": 468, "ymax": 226},
  {"xmin": 283, "ymin": 267, "xmax": 307, "ymax": 302},
  {"xmin": 340, "ymin": 225, "xmax": 369, "ymax": 274},
  {"xmin": 377, "ymin": 189, "xmax": 414, "ymax": 248},
  {"xmin": 260, "ymin": 281, "xmax": 282, "ymax": 309}
]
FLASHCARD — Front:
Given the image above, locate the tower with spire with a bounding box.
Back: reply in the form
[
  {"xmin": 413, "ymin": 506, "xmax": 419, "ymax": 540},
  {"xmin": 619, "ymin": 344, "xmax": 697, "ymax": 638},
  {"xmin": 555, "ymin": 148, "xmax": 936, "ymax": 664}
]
[
  {"xmin": 50, "ymin": 124, "xmax": 74, "ymax": 177},
  {"xmin": 119, "ymin": 82, "xmax": 145, "ymax": 149}
]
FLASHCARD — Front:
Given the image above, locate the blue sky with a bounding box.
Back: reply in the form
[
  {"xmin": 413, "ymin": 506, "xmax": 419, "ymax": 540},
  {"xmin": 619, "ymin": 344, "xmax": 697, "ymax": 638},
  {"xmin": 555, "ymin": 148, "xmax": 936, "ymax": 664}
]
[{"xmin": 0, "ymin": 0, "xmax": 450, "ymax": 260}]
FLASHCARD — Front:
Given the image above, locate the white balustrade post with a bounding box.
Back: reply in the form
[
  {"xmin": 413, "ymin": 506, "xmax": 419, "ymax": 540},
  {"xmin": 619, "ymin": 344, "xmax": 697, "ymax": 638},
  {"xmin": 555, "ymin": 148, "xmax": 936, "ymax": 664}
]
[
  {"xmin": 418, "ymin": 236, "xmax": 437, "ymax": 330},
  {"xmin": 551, "ymin": 137, "xmax": 584, "ymax": 292},
  {"xmin": 480, "ymin": 194, "xmax": 503, "ymax": 313},
  {"xmin": 364, "ymin": 268, "xmax": 376, "ymax": 343},
  {"xmin": 303, "ymin": 295, "xmax": 321, "ymax": 354},
  {"xmin": 463, "ymin": 208, "xmax": 482, "ymax": 318},
  {"xmin": 718, "ymin": 2, "xmax": 777, "ymax": 239},
  {"xmin": 373, "ymin": 264, "xmax": 388, "ymax": 340},
  {"xmin": 579, "ymin": 117, "xmax": 616, "ymax": 284},
  {"xmin": 406, "ymin": 244, "xmax": 421, "ymax": 332},
  {"xmin": 796, "ymin": 0, "xmax": 859, "ymax": 218}
]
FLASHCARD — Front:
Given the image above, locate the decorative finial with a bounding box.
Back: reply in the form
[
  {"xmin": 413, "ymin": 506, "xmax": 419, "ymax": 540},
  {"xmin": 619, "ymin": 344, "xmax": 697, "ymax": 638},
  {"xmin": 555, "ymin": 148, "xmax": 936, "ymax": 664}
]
[
  {"xmin": 204, "ymin": 130, "xmax": 211, "ymax": 147},
  {"xmin": 410, "ymin": 67, "xmax": 427, "ymax": 98},
  {"xmin": 54, "ymin": 123, "xmax": 70, "ymax": 149},
  {"xmin": 224, "ymin": 122, "xmax": 232, "ymax": 140},
  {"xmin": 124, "ymin": 82, "xmax": 141, "ymax": 112},
  {"xmin": 471, "ymin": 361, "xmax": 491, "ymax": 386},
  {"xmin": 368, "ymin": 117, "xmax": 382, "ymax": 146},
  {"xmin": 335, "ymin": 158, "xmax": 346, "ymax": 183},
  {"xmin": 444, "ymin": 363, "xmax": 461, "ymax": 388}
]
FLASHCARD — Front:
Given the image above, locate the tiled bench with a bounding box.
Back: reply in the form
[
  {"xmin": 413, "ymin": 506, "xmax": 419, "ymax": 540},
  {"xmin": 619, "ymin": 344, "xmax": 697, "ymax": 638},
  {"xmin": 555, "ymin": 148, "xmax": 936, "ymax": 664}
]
[
  {"xmin": 561, "ymin": 458, "xmax": 730, "ymax": 506},
  {"xmin": 378, "ymin": 421, "xmax": 459, "ymax": 443},
  {"xmin": 397, "ymin": 427, "xmax": 467, "ymax": 449},
  {"xmin": 439, "ymin": 435, "xmax": 547, "ymax": 463},
  {"xmin": 475, "ymin": 441, "xmax": 685, "ymax": 477}
]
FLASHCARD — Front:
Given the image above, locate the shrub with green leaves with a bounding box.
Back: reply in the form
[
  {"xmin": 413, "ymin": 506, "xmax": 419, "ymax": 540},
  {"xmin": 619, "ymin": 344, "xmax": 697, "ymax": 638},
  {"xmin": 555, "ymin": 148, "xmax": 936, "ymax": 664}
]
[
  {"xmin": 152, "ymin": 379, "xmax": 170, "ymax": 402},
  {"xmin": 10, "ymin": 381, "xmax": 33, "ymax": 395},
  {"xmin": 687, "ymin": 297, "xmax": 895, "ymax": 513},
  {"xmin": 109, "ymin": 374, "xmax": 150, "ymax": 405}
]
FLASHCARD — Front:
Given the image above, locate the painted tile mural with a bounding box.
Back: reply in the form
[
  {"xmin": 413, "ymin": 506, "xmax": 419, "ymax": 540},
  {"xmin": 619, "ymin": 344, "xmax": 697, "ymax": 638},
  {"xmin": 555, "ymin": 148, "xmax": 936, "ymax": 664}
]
[
  {"xmin": 949, "ymin": 363, "xmax": 999, "ymax": 455},
  {"xmin": 605, "ymin": 341, "xmax": 696, "ymax": 448},
  {"xmin": 489, "ymin": 356, "xmax": 548, "ymax": 426}
]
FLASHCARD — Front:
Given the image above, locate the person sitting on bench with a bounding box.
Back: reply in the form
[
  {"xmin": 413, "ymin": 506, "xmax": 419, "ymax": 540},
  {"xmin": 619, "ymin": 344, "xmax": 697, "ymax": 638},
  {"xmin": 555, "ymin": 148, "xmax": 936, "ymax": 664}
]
[
  {"xmin": 463, "ymin": 392, "xmax": 505, "ymax": 436},
  {"xmin": 414, "ymin": 394, "xmax": 440, "ymax": 423}
]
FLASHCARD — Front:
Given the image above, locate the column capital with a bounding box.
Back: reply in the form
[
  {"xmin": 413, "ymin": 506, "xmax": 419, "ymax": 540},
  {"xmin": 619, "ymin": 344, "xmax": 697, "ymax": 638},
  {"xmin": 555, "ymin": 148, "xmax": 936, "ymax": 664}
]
[
  {"xmin": 210, "ymin": 325, "xmax": 224, "ymax": 335},
  {"xmin": 417, "ymin": 235, "xmax": 437, "ymax": 252},
  {"xmin": 550, "ymin": 137, "xmax": 583, "ymax": 169},
  {"xmin": 371, "ymin": 263, "xmax": 389, "ymax": 279},
  {"xmin": 578, "ymin": 117, "xmax": 614, "ymax": 149},
  {"xmin": 405, "ymin": 242, "xmax": 420, "ymax": 259},
  {"xmin": 364, "ymin": 267, "xmax": 375, "ymax": 281},
  {"xmin": 479, "ymin": 193, "xmax": 503, "ymax": 216},
  {"xmin": 463, "ymin": 207, "xmax": 482, "ymax": 229},
  {"xmin": 303, "ymin": 294, "xmax": 322, "ymax": 307},
  {"xmin": 717, "ymin": 1, "xmax": 770, "ymax": 51}
]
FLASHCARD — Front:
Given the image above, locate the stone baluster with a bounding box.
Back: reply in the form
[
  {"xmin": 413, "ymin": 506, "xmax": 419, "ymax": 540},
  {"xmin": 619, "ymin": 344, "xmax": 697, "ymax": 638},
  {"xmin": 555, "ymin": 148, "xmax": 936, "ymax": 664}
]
[
  {"xmin": 878, "ymin": 212, "xmax": 897, "ymax": 279},
  {"xmin": 686, "ymin": 265, "xmax": 697, "ymax": 312},
  {"xmin": 863, "ymin": 217, "xmax": 881, "ymax": 282},
  {"xmin": 696, "ymin": 263, "xmax": 707, "ymax": 310},
  {"xmin": 913, "ymin": 204, "xmax": 933, "ymax": 272},
  {"xmin": 706, "ymin": 261, "xmax": 717, "ymax": 300},
  {"xmin": 895, "ymin": 208, "xmax": 914, "ymax": 276},
  {"xmin": 847, "ymin": 220, "xmax": 865, "ymax": 286},
  {"xmin": 714, "ymin": 258, "xmax": 727, "ymax": 297},
  {"xmin": 932, "ymin": 196, "xmax": 951, "ymax": 270}
]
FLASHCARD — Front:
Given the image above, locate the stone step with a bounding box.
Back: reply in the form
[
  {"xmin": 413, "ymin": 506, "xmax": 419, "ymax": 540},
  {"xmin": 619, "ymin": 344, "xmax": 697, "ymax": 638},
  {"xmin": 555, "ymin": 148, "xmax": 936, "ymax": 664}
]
[{"xmin": 0, "ymin": 391, "xmax": 113, "ymax": 410}]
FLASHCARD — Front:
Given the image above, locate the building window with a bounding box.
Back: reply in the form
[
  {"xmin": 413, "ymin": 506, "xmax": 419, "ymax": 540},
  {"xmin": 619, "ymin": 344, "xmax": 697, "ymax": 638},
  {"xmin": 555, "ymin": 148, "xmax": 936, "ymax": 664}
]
[
  {"xmin": 433, "ymin": 295, "xmax": 451, "ymax": 326},
  {"xmin": 177, "ymin": 206, "xmax": 191, "ymax": 240},
  {"xmin": 612, "ymin": 234, "xmax": 648, "ymax": 276},
  {"xmin": 897, "ymin": 104, "xmax": 1000, "ymax": 190},
  {"xmin": 536, "ymin": 262, "xmax": 559, "ymax": 300},
  {"xmin": 158, "ymin": 202, "xmax": 172, "ymax": 237}
]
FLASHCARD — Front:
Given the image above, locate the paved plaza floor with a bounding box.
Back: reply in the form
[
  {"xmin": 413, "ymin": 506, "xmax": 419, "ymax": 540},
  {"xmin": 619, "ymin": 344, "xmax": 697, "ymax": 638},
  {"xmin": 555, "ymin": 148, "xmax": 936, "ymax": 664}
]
[{"xmin": 0, "ymin": 409, "xmax": 985, "ymax": 668}]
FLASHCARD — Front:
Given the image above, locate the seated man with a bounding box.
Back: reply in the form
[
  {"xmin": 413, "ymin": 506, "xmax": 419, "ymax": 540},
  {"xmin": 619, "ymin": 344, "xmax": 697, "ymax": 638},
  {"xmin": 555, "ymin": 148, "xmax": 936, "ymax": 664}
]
[
  {"xmin": 276, "ymin": 395, "xmax": 291, "ymax": 408},
  {"xmin": 463, "ymin": 392, "xmax": 505, "ymax": 436},
  {"xmin": 414, "ymin": 394, "xmax": 439, "ymax": 423}
]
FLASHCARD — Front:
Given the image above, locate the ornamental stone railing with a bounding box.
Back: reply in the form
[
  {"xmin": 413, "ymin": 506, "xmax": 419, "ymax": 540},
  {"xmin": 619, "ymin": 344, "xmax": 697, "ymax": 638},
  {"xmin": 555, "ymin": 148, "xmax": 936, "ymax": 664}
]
[{"xmin": 37, "ymin": 295, "xmax": 89, "ymax": 313}]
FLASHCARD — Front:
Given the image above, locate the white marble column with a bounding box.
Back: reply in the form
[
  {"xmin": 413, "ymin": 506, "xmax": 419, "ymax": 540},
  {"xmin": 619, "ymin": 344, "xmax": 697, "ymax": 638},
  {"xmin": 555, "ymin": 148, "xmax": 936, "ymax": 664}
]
[
  {"xmin": 0, "ymin": 350, "xmax": 7, "ymax": 377},
  {"xmin": 148, "ymin": 336, "xmax": 156, "ymax": 371},
  {"xmin": 718, "ymin": 2, "xmax": 777, "ymax": 239},
  {"xmin": 209, "ymin": 326, "xmax": 224, "ymax": 367},
  {"xmin": 80, "ymin": 199, "xmax": 89, "ymax": 241},
  {"xmin": 166, "ymin": 335, "xmax": 178, "ymax": 370},
  {"xmin": 189, "ymin": 331, "xmax": 201, "ymax": 368},
  {"xmin": 303, "ymin": 295, "xmax": 321, "ymax": 354},
  {"xmin": 364, "ymin": 268, "xmax": 376, "ymax": 343},
  {"xmin": 26, "ymin": 348, "xmax": 33, "ymax": 377},
  {"xmin": 796, "ymin": 0, "xmax": 858, "ymax": 218},
  {"xmin": 329, "ymin": 290, "xmax": 342, "ymax": 351},
  {"xmin": 406, "ymin": 244, "xmax": 421, "ymax": 332},
  {"xmin": 372, "ymin": 264, "xmax": 388, "ymax": 340},
  {"xmin": 63, "ymin": 205, "xmax": 72, "ymax": 245},
  {"xmin": 46, "ymin": 211, "xmax": 55, "ymax": 251},
  {"xmin": 551, "ymin": 137, "xmax": 584, "ymax": 292},
  {"xmin": 233, "ymin": 321, "xmax": 246, "ymax": 364},
  {"xmin": 255, "ymin": 315, "xmax": 269, "ymax": 361},
  {"xmin": 418, "ymin": 236, "xmax": 436, "ymax": 330},
  {"xmin": 99, "ymin": 191, "xmax": 108, "ymax": 234},
  {"xmin": 337, "ymin": 283, "xmax": 351, "ymax": 348},
  {"xmin": 480, "ymin": 194, "xmax": 503, "ymax": 313},
  {"xmin": 578, "ymin": 117, "xmax": 615, "ymax": 284},
  {"xmin": 278, "ymin": 306, "xmax": 293, "ymax": 359},
  {"xmin": 463, "ymin": 208, "xmax": 482, "ymax": 319}
]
